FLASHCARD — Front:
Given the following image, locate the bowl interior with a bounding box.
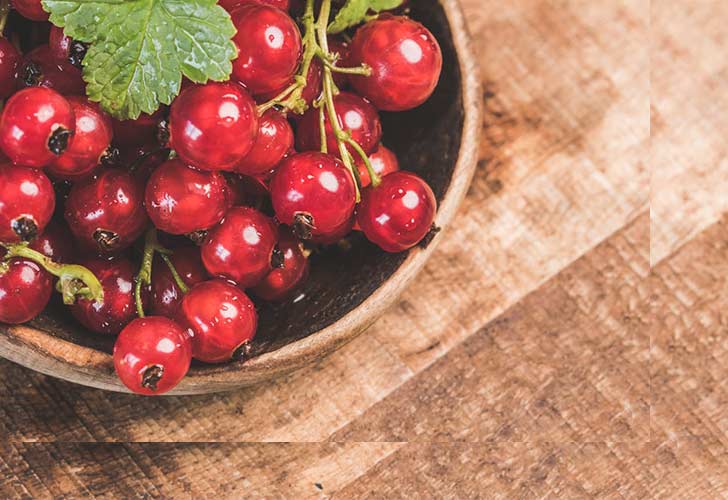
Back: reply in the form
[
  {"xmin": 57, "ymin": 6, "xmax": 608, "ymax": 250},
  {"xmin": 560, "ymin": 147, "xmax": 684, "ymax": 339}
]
[{"xmin": 9, "ymin": 0, "xmax": 465, "ymax": 372}]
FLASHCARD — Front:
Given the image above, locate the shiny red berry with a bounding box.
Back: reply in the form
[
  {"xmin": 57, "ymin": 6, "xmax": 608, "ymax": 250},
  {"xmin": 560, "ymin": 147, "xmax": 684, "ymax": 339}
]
[
  {"xmin": 231, "ymin": 4, "xmax": 302, "ymax": 96},
  {"xmin": 349, "ymin": 16, "xmax": 442, "ymax": 111},
  {"xmin": 201, "ymin": 206, "xmax": 278, "ymax": 288},
  {"xmin": 356, "ymin": 144, "xmax": 400, "ymax": 188},
  {"xmin": 114, "ymin": 316, "xmax": 192, "ymax": 395},
  {"xmin": 29, "ymin": 219, "xmax": 74, "ymax": 263},
  {"xmin": 226, "ymin": 173, "xmax": 271, "ymax": 209},
  {"xmin": 357, "ymin": 171, "xmax": 437, "ymax": 252},
  {"xmin": 0, "ymin": 164, "xmax": 55, "ymax": 243},
  {"xmin": 221, "ymin": 0, "xmax": 290, "ymax": 10},
  {"xmin": 0, "ymin": 257, "xmax": 53, "ymax": 324},
  {"xmin": 296, "ymin": 91, "xmax": 382, "ymax": 159},
  {"xmin": 0, "ymin": 87, "xmax": 75, "ymax": 168},
  {"xmin": 11, "ymin": 0, "xmax": 48, "ymax": 21},
  {"xmin": 47, "ymin": 97, "xmax": 113, "ymax": 180},
  {"xmin": 48, "ymin": 26, "xmax": 86, "ymax": 68},
  {"xmin": 252, "ymin": 228, "xmax": 309, "ymax": 302},
  {"xmin": 236, "ymin": 109, "xmax": 293, "ymax": 175},
  {"xmin": 70, "ymin": 258, "xmax": 144, "ymax": 335},
  {"xmin": 112, "ymin": 109, "xmax": 165, "ymax": 148},
  {"xmin": 145, "ymin": 159, "xmax": 231, "ymax": 235},
  {"xmin": 48, "ymin": 26, "xmax": 71, "ymax": 62},
  {"xmin": 178, "ymin": 279, "xmax": 258, "ymax": 364},
  {"xmin": 0, "ymin": 38, "xmax": 21, "ymax": 99},
  {"xmin": 65, "ymin": 168, "xmax": 148, "ymax": 254},
  {"xmin": 168, "ymin": 82, "xmax": 258, "ymax": 171},
  {"xmin": 17, "ymin": 45, "xmax": 85, "ymax": 96},
  {"xmin": 123, "ymin": 143, "xmax": 167, "ymax": 184},
  {"xmin": 151, "ymin": 246, "xmax": 207, "ymax": 318},
  {"xmin": 270, "ymin": 152, "xmax": 356, "ymax": 241}
]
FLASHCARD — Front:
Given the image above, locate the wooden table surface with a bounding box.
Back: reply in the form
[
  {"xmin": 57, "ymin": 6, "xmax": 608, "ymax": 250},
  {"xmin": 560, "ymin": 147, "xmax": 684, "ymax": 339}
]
[{"xmin": 2, "ymin": 0, "xmax": 726, "ymax": 497}]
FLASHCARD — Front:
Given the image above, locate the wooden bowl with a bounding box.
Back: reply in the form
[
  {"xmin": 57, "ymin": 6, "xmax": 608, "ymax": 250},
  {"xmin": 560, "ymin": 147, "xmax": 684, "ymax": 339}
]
[{"xmin": 0, "ymin": 0, "xmax": 481, "ymax": 395}]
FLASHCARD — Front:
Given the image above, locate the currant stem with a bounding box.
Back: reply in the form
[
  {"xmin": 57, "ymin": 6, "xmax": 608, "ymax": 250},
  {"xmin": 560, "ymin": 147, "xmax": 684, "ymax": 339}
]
[
  {"xmin": 317, "ymin": 102, "xmax": 328, "ymax": 153},
  {"xmin": 256, "ymin": 0, "xmax": 318, "ymax": 115},
  {"xmin": 1, "ymin": 243, "xmax": 104, "ymax": 305},
  {"xmin": 134, "ymin": 228, "xmax": 159, "ymax": 318},
  {"xmin": 160, "ymin": 253, "xmax": 189, "ymax": 294},
  {"xmin": 321, "ymin": 59, "xmax": 372, "ymax": 76},
  {"xmin": 316, "ymin": 0, "xmax": 365, "ymax": 200},
  {"xmin": 0, "ymin": 1, "xmax": 9, "ymax": 35}
]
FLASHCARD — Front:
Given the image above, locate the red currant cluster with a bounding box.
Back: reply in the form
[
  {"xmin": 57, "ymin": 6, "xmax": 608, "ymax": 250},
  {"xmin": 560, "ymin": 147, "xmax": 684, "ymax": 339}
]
[{"xmin": 0, "ymin": 0, "xmax": 442, "ymax": 395}]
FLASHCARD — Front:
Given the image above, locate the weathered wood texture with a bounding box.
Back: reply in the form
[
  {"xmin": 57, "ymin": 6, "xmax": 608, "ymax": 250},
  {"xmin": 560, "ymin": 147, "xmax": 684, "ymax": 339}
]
[{"xmin": 1, "ymin": 0, "xmax": 724, "ymax": 497}]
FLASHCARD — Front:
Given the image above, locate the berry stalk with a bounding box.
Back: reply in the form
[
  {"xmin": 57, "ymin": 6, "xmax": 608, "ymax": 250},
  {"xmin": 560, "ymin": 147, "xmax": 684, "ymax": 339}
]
[
  {"xmin": 315, "ymin": 0, "xmax": 380, "ymax": 192},
  {"xmin": 134, "ymin": 228, "xmax": 189, "ymax": 318},
  {"xmin": 1, "ymin": 243, "xmax": 104, "ymax": 305}
]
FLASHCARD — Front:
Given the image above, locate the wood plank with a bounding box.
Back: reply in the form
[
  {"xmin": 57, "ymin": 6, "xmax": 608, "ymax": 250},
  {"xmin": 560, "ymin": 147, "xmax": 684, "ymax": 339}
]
[
  {"xmin": 0, "ymin": 443, "xmax": 402, "ymax": 499},
  {"xmin": 331, "ymin": 215, "xmax": 650, "ymax": 443},
  {"xmin": 650, "ymin": 1, "xmax": 728, "ymax": 265}
]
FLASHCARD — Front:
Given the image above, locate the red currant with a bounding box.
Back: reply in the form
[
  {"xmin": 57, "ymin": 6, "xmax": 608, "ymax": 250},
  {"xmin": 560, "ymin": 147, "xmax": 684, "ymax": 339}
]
[
  {"xmin": 151, "ymin": 246, "xmax": 207, "ymax": 318},
  {"xmin": 0, "ymin": 257, "xmax": 53, "ymax": 324},
  {"xmin": 226, "ymin": 173, "xmax": 271, "ymax": 209},
  {"xmin": 123, "ymin": 144, "xmax": 167, "ymax": 184},
  {"xmin": 29, "ymin": 219, "xmax": 74, "ymax": 263},
  {"xmin": 296, "ymin": 91, "xmax": 382, "ymax": 159},
  {"xmin": 201, "ymin": 206, "xmax": 278, "ymax": 288},
  {"xmin": 168, "ymin": 82, "xmax": 258, "ymax": 171},
  {"xmin": 11, "ymin": 0, "xmax": 48, "ymax": 21},
  {"xmin": 111, "ymin": 108, "xmax": 165, "ymax": 148},
  {"xmin": 230, "ymin": 4, "xmax": 302, "ymax": 96},
  {"xmin": 270, "ymin": 152, "xmax": 356, "ymax": 241},
  {"xmin": 48, "ymin": 26, "xmax": 71, "ymax": 62},
  {"xmin": 48, "ymin": 26, "xmax": 87, "ymax": 68},
  {"xmin": 356, "ymin": 143, "xmax": 400, "ymax": 188},
  {"xmin": 0, "ymin": 164, "xmax": 55, "ymax": 243},
  {"xmin": 114, "ymin": 316, "xmax": 192, "ymax": 395},
  {"xmin": 178, "ymin": 279, "xmax": 258, "ymax": 364},
  {"xmin": 70, "ymin": 258, "xmax": 144, "ymax": 335},
  {"xmin": 349, "ymin": 16, "xmax": 442, "ymax": 111},
  {"xmin": 144, "ymin": 159, "xmax": 231, "ymax": 235},
  {"xmin": 236, "ymin": 109, "xmax": 293, "ymax": 176},
  {"xmin": 357, "ymin": 171, "xmax": 437, "ymax": 252},
  {"xmin": 47, "ymin": 96, "xmax": 113, "ymax": 180},
  {"xmin": 251, "ymin": 228, "xmax": 309, "ymax": 302},
  {"xmin": 0, "ymin": 38, "xmax": 21, "ymax": 99},
  {"xmin": 65, "ymin": 168, "xmax": 148, "ymax": 254},
  {"xmin": 17, "ymin": 45, "xmax": 85, "ymax": 96},
  {"xmin": 0, "ymin": 87, "xmax": 75, "ymax": 168},
  {"xmin": 221, "ymin": 0, "xmax": 290, "ymax": 11}
]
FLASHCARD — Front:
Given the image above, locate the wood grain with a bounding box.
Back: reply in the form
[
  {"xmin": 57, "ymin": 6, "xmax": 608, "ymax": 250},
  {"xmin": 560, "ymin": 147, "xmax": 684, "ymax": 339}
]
[{"xmin": 1, "ymin": 0, "xmax": 727, "ymax": 497}]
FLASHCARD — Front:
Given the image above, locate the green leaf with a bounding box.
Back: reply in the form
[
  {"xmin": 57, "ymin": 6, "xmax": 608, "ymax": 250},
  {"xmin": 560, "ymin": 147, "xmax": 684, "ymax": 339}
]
[
  {"xmin": 328, "ymin": 0, "xmax": 403, "ymax": 34},
  {"xmin": 42, "ymin": 0, "xmax": 237, "ymax": 119}
]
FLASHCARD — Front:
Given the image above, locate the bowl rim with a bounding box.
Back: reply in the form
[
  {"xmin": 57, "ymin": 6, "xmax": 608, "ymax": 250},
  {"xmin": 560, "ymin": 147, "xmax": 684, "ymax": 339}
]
[{"xmin": 0, "ymin": 0, "xmax": 483, "ymax": 395}]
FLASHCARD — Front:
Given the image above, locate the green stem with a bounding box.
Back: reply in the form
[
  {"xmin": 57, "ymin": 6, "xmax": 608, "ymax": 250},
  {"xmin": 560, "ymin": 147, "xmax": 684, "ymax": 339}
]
[
  {"xmin": 256, "ymin": 0, "xmax": 319, "ymax": 115},
  {"xmin": 1, "ymin": 243, "xmax": 104, "ymax": 305},
  {"xmin": 318, "ymin": 102, "xmax": 328, "ymax": 153},
  {"xmin": 316, "ymin": 0, "xmax": 365, "ymax": 200},
  {"xmin": 321, "ymin": 59, "xmax": 372, "ymax": 76},
  {"xmin": 346, "ymin": 137, "xmax": 380, "ymax": 187},
  {"xmin": 0, "ymin": 0, "xmax": 10, "ymax": 34},
  {"xmin": 160, "ymin": 253, "xmax": 189, "ymax": 294},
  {"xmin": 134, "ymin": 228, "xmax": 159, "ymax": 318}
]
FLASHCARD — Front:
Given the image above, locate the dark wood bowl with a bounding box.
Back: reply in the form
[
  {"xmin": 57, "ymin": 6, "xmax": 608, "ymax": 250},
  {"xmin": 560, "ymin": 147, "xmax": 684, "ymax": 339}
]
[{"xmin": 0, "ymin": 0, "xmax": 481, "ymax": 395}]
